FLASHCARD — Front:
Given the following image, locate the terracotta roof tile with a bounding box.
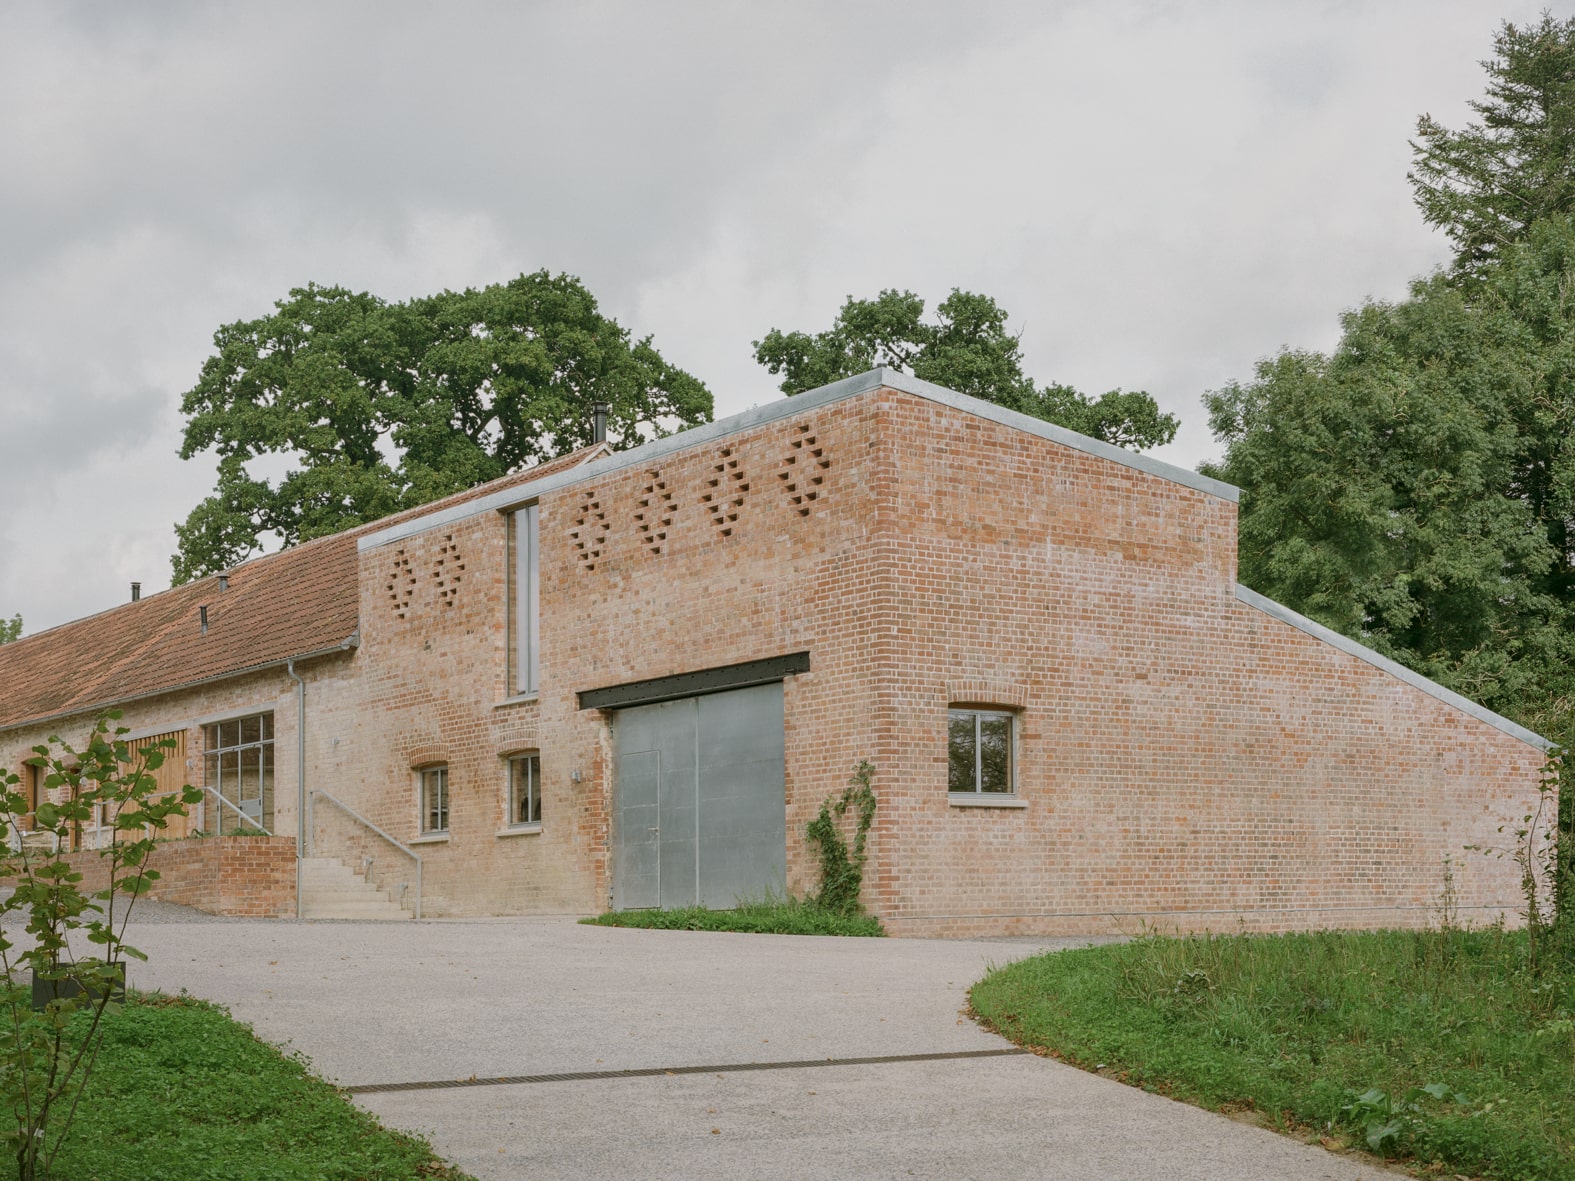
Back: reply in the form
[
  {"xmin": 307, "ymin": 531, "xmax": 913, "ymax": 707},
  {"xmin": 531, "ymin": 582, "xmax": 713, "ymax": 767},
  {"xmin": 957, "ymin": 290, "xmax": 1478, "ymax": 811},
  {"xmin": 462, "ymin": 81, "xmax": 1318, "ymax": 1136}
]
[{"xmin": 0, "ymin": 444, "xmax": 608, "ymax": 732}]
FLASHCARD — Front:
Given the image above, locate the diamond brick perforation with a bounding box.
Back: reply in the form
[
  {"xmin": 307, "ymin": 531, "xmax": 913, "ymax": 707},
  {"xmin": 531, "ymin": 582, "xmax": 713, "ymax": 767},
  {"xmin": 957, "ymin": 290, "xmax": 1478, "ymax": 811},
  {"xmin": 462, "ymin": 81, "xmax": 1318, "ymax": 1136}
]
[
  {"xmin": 386, "ymin": 550, "xmax": 416, "ymax": 619},
  {"xmin": 778, "ymin": 423, "xmax": 830, "ymax": 515},
  {"xmin": 433, "ymin": 535, "xmax": 465, "ymax": 609},
  {"xmin": 569, "ymin": 493, "xmax": 609, "ymax": 571},
  {"xmin": 635, "ymin": 472, "xmax": 676, "ymax": 556},
  {"xmin": 701, "ymin": 446, "xmax": 750, "ymax": 537}
]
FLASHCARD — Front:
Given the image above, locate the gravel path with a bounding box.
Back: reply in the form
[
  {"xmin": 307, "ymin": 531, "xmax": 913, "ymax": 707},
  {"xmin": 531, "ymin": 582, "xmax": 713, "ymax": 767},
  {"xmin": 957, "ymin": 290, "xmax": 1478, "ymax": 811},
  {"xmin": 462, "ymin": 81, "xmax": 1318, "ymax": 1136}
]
[{"xmin": 102, "ymin": 915, "xmax": 1397, "ymax": 1181}]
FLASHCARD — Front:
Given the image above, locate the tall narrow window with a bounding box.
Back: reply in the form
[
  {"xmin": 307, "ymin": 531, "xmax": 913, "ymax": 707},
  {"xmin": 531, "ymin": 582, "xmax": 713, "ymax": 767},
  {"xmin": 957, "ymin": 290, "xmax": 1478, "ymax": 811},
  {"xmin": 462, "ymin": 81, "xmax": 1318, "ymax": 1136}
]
[
  {"xmin": 514, "ymin": 503, "xmax": 539, "ymax": 695},
  {"xmin": 507, "ymin": 753, "xmax": 542, "ymax": 827},
  {"xmin": 419, "ymin": 766, "xmax": 449, "ymax": 835}
]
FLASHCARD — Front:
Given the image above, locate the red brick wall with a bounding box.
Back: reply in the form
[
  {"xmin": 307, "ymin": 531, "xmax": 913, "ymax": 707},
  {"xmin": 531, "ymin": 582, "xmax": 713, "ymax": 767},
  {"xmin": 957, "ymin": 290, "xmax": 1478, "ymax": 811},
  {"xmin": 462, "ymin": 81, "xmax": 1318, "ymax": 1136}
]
[
  {"xmin": 342, "ymin": 384, "xmax": 1544, "ymax": 932},
  {"xmin": 57, "ymin": 835, "xmax": 296, "ymax": 918},
  {"xmin": 7, "ymin": 381, "xmax": 1543, "ymax": 935},
  {"xmin": 868, "ymin": 393, "xmax": 1542, "ymax": 935},
  {"xmin": 339, "ymin": 398, "xmax": 891, "ymax": 915}
]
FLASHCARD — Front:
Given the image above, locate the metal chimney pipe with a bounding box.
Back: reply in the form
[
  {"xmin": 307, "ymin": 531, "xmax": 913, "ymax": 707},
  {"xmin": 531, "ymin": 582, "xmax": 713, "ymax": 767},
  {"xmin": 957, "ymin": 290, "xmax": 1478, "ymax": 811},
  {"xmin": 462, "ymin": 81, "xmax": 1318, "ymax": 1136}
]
[
  {"xmin": 218, "ymin": 574, "xmax": 229, "ymax": 593},
  {"xmin": 199, "ymin": 605, "xmax": 209, "ymax": 636},
  {"xmin": 592, "ymin": 401, "xmax": 610, "ymax": 445},
  {"xmin": 130, "ymin": 582, "xmax": 141, "ymax": 602}
]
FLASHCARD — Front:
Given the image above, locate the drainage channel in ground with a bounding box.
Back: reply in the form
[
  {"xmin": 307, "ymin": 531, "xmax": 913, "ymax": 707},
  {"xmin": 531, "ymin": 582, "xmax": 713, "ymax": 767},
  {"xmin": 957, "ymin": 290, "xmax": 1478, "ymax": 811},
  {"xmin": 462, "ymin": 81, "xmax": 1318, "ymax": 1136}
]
[{"xmin": 345, "ymin": 1047, "xmax": 1030, "ymax": 1094}]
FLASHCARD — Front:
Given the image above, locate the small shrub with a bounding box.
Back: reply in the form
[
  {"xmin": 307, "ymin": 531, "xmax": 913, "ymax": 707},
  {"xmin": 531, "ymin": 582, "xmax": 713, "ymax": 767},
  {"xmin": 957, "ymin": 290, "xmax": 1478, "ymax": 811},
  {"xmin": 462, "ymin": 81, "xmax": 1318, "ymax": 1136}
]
[
  {"xmin": 0, "ymin": 712, "xmax": 202, "ymax": 1180},
  {"xmin": 1472, "ymin": 745, "xmax": 1575, "ymax": 972}
]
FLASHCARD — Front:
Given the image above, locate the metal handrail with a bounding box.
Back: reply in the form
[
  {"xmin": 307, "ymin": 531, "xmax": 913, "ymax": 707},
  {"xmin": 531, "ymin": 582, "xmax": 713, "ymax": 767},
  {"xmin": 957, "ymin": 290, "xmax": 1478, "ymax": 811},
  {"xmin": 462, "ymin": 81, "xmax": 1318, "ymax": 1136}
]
[
  {"xmin": 4, "ymin": 823, "xmax": 60, "ymax": 855},
  {"xmin": 309, "ymin": 789, "xmax": 422, "ymax": 919},
  {"xmin": 201, "ymin": 786, "xmax": 271, "ymax": 835}
]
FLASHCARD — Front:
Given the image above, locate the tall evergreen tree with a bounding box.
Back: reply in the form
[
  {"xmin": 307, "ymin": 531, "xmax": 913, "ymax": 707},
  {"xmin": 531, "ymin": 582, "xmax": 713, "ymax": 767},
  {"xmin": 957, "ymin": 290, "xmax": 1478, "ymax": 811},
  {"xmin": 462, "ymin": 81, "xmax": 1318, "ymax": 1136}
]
[{"xmin": 1411, "ymin": 14, "xmax": 1575, "ymax": 279}]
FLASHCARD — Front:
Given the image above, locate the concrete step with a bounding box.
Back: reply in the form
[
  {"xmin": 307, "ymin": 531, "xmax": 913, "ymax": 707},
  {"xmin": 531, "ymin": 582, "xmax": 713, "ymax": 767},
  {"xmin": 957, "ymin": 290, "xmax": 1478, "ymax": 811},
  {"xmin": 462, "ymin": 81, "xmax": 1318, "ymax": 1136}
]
[{"xmin": 298, "ymin": 856, "xmax": 410, "ymax": 920}]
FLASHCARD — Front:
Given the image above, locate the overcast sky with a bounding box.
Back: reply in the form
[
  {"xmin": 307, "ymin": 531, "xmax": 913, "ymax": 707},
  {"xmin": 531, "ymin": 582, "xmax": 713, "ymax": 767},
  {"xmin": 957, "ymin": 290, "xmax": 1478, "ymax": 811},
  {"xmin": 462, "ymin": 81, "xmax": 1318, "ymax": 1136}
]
[{"xmin": 0, "ymin": 0, "xmax": 1553, "ymax": 636}]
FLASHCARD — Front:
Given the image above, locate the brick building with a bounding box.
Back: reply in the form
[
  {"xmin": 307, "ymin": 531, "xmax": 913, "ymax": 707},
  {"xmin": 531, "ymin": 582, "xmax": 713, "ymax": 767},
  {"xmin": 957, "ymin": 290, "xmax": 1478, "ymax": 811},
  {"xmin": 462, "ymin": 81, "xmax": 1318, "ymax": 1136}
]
[{"xmin": 0, "ymin": 369, "xmax": 1551, "ymax": 934}]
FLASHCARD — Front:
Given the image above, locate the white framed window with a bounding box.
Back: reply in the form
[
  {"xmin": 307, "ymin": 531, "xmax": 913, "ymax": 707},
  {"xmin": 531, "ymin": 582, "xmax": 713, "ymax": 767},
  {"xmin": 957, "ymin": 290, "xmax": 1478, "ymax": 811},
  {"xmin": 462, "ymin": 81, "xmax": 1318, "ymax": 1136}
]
[
  {"xmin": 418, "ymin": 766, "xmax": 449, "ymax": 835},
  {"xmin": 948, "ymin": 708, "xmax": 1015, "ymax": 796},
  {"xmin": 512, "ymin": 504, "xmax": 539, "ymax": 695},
  {"xmin": 506, "ymin": 753, "xmax": 542, "ymax": 828}
]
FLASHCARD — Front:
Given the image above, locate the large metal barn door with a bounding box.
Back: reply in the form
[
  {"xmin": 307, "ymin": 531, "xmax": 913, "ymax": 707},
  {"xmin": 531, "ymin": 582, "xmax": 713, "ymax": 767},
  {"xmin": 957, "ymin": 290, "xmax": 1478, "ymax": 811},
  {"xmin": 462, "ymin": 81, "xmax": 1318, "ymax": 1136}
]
[{"xmin": 612, "ymin": 682, "xmax": 786, "ymax": 910}]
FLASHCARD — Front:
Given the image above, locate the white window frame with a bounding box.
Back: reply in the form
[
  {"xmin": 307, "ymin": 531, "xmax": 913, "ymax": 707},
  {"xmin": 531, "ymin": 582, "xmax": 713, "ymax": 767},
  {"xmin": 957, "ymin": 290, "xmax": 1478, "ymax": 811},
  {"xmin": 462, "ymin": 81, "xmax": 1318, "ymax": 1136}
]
[
  {"xmin": 947, "ymin": 707, "xmax": 1020, "ymax": 803},
  {"xmin": 503, "ymin": 752, "xmax": 542, "ymax": 832},
  {"xmin": 512, "ymin": 504, "xmax": 540, "ymax": 696},
  {"xmin": 418, "ymin": 765, "xmax": 449, "ymax": 835}
]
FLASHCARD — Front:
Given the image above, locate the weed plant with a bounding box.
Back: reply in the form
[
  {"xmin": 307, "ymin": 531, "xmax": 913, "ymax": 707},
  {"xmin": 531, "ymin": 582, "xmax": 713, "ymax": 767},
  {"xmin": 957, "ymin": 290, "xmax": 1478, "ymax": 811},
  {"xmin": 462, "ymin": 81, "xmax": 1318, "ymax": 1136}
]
[
  {"xmin": 583, "ymin": 895, "xmax": 885, "ymax": 937},
  {"xmin": 806, "ymin": 760, "xmax": 877, "ymax": 916},
  {"xmin": 971, "ymin": 926, "xmax": 1574, "ymax": 1180},
  {"xmin": 51, "ymin": 993, "xmax": 471, "ymax": 1180}
]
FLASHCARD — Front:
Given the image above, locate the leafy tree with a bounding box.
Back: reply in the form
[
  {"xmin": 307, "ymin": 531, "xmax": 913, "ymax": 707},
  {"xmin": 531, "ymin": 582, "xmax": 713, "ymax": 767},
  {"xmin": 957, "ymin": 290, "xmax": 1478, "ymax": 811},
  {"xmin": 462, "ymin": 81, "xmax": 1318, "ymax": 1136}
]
[
  {"xmin": 1203, "ymin": 218, "xmax": 1575, "ymax": 721},
  {"xmin": 1410, "ymin": 14, "xmax": 1575, "ymax": 279},
  {"xmin": 754, "ymin": 288, "xmax": 1178, "ymax": 449},
  {"xmin": 173, "ymin": 271, "xmax": 712, "ymax": 582},
  {"xmin": 0, "ymin": 616, "xmax": 18, "ymax": 645}
]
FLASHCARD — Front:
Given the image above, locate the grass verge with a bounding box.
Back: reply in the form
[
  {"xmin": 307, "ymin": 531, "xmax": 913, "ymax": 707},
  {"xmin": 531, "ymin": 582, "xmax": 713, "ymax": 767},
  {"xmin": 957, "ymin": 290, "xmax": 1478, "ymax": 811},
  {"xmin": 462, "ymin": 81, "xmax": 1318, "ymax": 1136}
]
[
  {"xmin": 583, "ymin": 896, "xmax": 885, "ymax": 936},
  {"xmin": 970, "ymin": 927, "xmax": 1574, "ymax": 1181},
  {"xmin": 44, "ymin": 993, "xmax": 471, "ymax": 1181}
]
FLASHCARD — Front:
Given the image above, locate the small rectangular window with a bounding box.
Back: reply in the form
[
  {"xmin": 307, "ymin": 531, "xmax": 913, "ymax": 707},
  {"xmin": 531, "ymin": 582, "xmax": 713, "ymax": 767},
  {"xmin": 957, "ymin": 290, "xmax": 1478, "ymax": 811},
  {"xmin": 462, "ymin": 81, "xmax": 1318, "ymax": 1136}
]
[
  {"xmin": 948, "ymin": 709, "xmax": 1014, "ymax": 795},
  {"xmin": 420, "ymin": 766, "xmax": 449, "ymax": 834},
  {"xmin": 513, "ymin": 504, "xmax": 540, "ymax": 695},
  {"xmin": 507, "ymin": 754, "xmax": 542, "ymax": 827}
]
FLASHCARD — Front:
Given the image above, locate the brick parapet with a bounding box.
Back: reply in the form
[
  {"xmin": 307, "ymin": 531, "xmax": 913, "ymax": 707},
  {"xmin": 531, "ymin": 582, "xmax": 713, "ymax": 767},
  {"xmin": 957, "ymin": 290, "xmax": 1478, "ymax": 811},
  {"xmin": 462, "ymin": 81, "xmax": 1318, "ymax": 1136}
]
[{"xmin": 54, "ymin": 835, "xmax": 296, "ymax": 918}]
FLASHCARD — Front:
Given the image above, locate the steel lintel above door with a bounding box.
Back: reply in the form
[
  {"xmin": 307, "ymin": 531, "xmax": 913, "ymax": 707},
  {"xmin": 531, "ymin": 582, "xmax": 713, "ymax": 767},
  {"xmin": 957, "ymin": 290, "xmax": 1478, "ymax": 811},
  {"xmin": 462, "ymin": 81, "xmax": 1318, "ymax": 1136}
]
[{"xmin": 578, "ymin": 652, "xmax": 810, "ymax": 712}]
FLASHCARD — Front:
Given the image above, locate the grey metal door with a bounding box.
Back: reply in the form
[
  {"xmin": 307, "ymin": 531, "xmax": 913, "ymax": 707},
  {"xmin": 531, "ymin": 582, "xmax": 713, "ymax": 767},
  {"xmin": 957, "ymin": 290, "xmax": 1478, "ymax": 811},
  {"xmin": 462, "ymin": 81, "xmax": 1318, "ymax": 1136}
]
[{"xmin": 612, "ymin": 682, "xmax": 786, "ymax": 910}]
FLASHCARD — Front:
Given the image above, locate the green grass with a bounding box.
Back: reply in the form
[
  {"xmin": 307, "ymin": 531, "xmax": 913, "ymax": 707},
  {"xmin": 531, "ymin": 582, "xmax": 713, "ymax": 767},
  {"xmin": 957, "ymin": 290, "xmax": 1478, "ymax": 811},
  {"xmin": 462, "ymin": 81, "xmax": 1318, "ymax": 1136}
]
[
  {"xmin": 583, "ymin": 896, "xmax": 885, "ymax": 936},
  {"xmin": 38, "ymin": 994, "xmax": 471, "ymax": 1181},
  {"xmin": 971, "ymin": 927, "xmax": 1574, "ymax": 1181}
]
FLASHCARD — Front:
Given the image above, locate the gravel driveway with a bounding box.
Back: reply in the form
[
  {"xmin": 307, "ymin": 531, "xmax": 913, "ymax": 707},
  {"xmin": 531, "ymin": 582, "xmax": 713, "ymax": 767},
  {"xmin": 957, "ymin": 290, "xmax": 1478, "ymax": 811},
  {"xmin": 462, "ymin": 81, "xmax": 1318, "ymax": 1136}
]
[{"xmin": 118, "ymin": 911, "xmax": 1394, "ymax": 1181}]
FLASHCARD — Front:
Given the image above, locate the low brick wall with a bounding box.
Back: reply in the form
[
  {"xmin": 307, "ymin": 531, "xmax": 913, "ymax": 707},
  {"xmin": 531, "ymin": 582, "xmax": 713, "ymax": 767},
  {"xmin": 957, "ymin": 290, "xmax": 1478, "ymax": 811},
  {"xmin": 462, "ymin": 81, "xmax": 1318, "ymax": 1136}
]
[{"xmin": 60, "ymin": 836, "xmax": 296, "ymax": 918}]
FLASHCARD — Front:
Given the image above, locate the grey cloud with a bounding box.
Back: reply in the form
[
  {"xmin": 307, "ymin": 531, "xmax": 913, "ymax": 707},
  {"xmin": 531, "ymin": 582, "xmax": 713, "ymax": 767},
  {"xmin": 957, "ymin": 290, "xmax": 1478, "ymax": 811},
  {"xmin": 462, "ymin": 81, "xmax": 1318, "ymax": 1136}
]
[
  {"xmin": 0, "ymin": 0, "xmax": 1554, "ymax": 636},
  {"xmin": 0, "ymin": 3, "xmax": 1015, "ymax": 294}
]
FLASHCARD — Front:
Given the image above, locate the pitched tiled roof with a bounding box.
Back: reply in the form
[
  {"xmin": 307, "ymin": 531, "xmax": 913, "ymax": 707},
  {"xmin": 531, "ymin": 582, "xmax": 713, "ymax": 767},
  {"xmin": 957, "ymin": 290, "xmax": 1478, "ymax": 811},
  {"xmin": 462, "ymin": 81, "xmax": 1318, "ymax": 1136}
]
[
  {"xmin": 0, "ymin": 444, "xmax": 609, "ymax": 732},
  {"xmin": 0, "ymin": 535, "xmax": 360, "ymax": 733}
]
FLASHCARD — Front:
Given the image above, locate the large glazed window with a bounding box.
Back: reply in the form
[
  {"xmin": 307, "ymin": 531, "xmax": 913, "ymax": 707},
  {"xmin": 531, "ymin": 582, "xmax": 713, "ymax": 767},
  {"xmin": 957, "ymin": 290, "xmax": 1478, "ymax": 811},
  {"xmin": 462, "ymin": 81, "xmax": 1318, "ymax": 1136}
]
[
  {"xmin": 513, "ymin": 504, "xmax": 539, "ymax": 695},
  {"xmin": 203, "ymin": 713, "xmax": 274, "ymax": 832},
  {"xmin": 948, "ymin": 708, "xmax": 1014, "ymax": 796}
]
